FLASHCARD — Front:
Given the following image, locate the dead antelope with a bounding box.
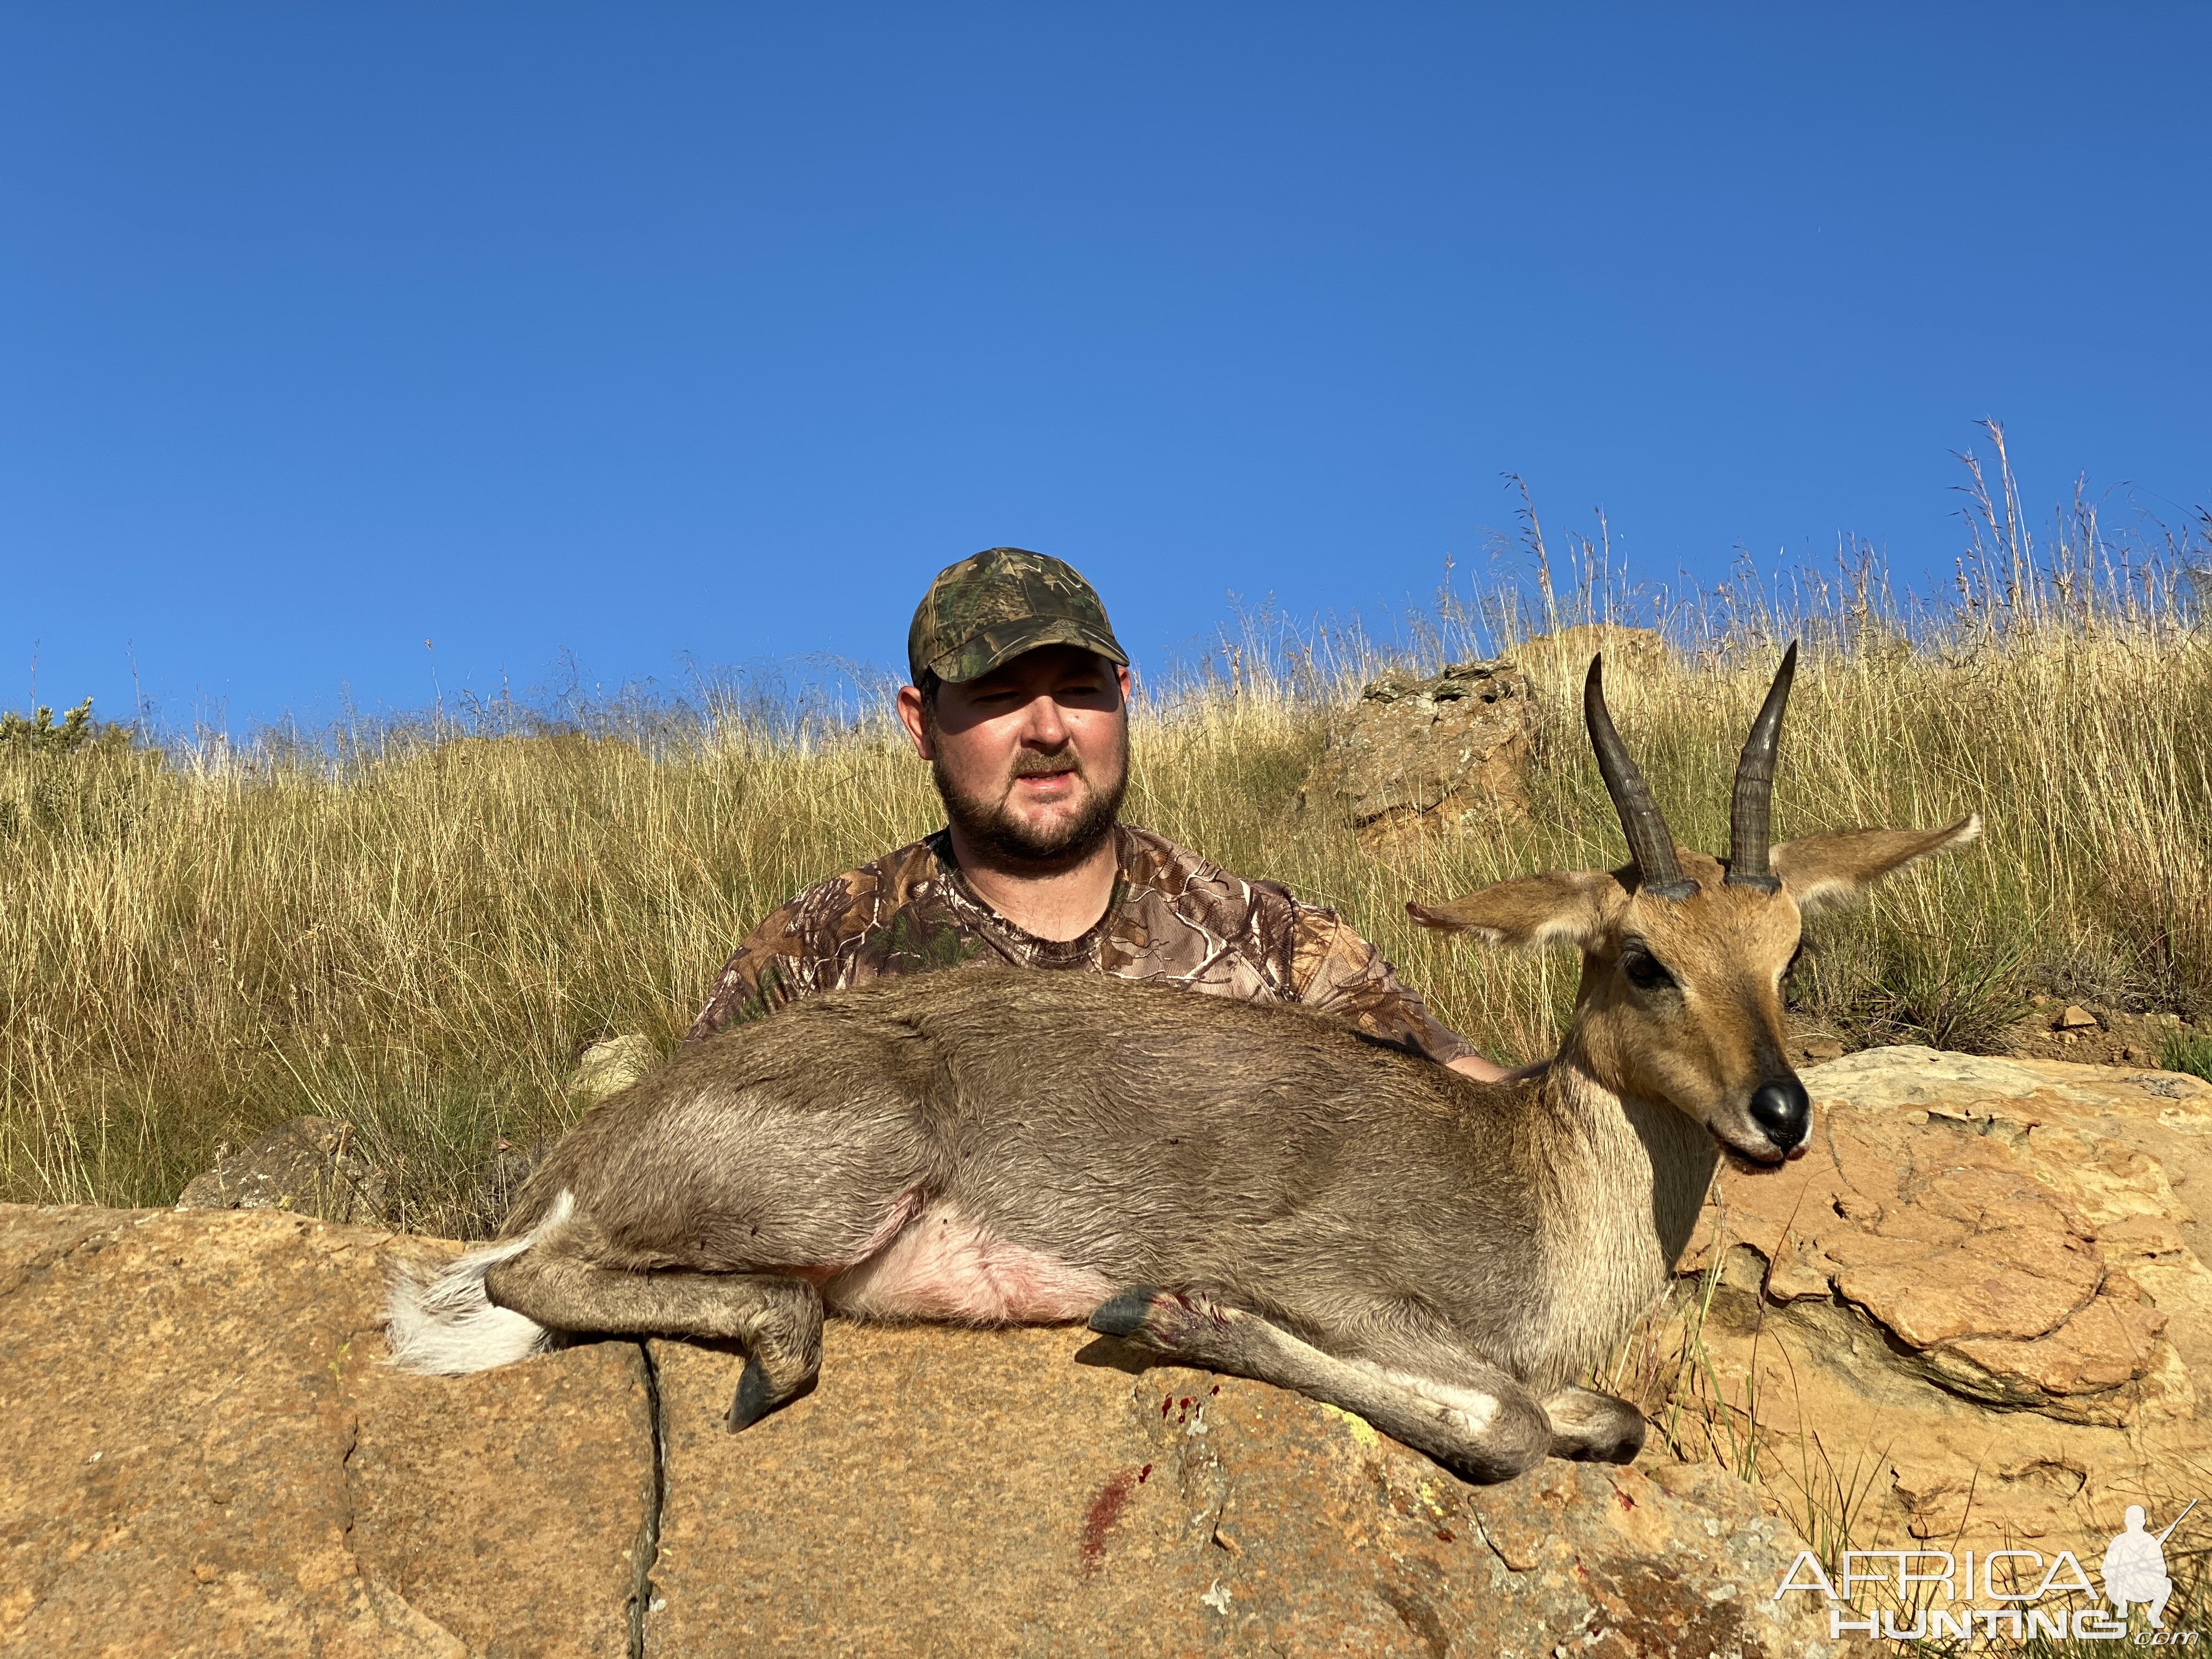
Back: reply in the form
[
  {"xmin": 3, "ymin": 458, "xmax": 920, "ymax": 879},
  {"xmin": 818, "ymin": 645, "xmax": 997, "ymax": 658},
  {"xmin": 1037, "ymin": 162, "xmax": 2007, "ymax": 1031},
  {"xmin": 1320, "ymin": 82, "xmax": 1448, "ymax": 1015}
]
[{"xmin": 388, "ymin": 647, "xmax": 1978, "ymax": 1484}]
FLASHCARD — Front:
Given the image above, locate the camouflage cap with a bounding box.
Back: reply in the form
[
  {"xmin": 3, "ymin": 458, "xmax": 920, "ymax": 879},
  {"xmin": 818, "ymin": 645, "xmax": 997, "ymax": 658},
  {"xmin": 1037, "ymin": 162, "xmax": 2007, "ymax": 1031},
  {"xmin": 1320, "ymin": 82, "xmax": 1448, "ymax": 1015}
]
[{"xmin": 907, "ymin": 547, "xmax": 1130, "ymax": 686}]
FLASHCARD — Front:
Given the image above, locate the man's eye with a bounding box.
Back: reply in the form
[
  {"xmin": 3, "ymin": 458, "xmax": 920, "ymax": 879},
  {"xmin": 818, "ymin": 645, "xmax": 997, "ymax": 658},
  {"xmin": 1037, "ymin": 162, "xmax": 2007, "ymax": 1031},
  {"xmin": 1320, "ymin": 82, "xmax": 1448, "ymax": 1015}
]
[{"xmin": 1621, "ymin": 950, "xmax": 1674, "ymax": 992}]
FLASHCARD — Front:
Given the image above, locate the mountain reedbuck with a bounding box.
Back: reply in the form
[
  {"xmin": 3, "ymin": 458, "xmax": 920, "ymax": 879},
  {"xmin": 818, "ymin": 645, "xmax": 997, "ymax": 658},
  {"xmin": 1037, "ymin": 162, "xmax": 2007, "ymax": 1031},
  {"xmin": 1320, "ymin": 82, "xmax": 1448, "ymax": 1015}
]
[{"xmin": 390, "ymin": 647, "xmax": 1978, "ymax": 1484}]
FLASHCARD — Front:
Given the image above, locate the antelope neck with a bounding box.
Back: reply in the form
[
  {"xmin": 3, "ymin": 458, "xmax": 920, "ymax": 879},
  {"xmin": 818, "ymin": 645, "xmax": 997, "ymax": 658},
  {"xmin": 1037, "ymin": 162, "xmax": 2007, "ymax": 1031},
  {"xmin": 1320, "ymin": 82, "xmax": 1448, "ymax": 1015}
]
[{"xmin": 1522, "ymin": 1054, "xmax": 1721, "ymax": 1389}]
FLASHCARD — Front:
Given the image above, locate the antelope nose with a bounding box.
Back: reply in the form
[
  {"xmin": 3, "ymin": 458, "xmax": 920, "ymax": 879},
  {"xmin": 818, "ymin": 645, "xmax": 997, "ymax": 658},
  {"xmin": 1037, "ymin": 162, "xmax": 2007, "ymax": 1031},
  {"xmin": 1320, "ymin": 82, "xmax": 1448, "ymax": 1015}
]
[{"xmin": 1748, "ymin": 1078, "xmax": 1811, "ymax": 1152}]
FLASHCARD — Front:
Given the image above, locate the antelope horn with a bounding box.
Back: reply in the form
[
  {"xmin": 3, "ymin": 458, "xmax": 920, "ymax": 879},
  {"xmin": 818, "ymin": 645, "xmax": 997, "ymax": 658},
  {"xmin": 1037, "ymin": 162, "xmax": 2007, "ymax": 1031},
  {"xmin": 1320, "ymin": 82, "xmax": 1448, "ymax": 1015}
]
[
  {"xmin": 1584, "ymin": 655, "xmax": 1695, "ymax": 900},
  {"xmin": 1725, "ymin": 641, "xmax": 1799, "ymax": 890}
]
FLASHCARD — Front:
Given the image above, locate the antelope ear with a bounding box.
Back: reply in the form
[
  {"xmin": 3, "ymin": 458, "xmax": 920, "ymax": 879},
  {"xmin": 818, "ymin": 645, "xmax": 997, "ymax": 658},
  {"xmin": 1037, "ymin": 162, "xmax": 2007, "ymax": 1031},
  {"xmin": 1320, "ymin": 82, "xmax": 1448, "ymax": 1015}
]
[
  {"xmin": 1770, "ymin": 813, "xmax": 1982, "ymax": 912},
  {"xmin": 1408, "ymin": 870, "xmax": 1622, "ymax": 951}
]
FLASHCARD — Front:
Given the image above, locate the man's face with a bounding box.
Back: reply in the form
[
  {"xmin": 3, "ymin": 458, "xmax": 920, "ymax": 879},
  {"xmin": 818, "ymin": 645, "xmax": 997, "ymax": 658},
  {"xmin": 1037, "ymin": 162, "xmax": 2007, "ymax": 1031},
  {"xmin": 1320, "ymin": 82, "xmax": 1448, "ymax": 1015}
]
[{"xmin": 898, "ymin": 645, "xmax": 1131, "ymax": 867}]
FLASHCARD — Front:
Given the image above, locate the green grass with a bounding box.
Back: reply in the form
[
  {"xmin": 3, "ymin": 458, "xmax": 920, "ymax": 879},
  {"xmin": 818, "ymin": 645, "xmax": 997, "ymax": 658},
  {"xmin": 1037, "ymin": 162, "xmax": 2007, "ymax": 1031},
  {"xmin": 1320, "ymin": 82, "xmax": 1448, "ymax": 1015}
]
[{"xmin": 2161, "ymin": 1028, "xmax": 2212, "ymax": 1082}]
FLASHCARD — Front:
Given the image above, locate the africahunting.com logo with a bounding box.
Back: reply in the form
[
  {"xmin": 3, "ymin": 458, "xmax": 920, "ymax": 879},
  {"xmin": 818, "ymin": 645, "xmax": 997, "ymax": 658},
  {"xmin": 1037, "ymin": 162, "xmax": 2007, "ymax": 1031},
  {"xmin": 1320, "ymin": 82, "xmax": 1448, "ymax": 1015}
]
[{"xmin": 1772, "ymin": 1501, "xmax": 2198, "ymax": 1644}]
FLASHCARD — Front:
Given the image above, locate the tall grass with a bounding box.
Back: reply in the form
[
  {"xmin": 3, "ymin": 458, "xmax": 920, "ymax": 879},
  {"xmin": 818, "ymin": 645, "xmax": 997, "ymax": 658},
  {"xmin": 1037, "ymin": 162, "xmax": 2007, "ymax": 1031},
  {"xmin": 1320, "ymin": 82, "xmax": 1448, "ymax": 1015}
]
[{"xmin": 4, "ymin": 434, "xmax": 2209, "ymax": 1239}]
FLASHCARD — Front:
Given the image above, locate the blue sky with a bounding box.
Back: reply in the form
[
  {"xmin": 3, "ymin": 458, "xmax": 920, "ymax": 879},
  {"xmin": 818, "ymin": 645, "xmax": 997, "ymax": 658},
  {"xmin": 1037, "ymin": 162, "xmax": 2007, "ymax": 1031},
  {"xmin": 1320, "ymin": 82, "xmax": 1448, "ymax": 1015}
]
[{"xmin": 4, "ymin": 4, "xmax": 2207, "ymax": 730}]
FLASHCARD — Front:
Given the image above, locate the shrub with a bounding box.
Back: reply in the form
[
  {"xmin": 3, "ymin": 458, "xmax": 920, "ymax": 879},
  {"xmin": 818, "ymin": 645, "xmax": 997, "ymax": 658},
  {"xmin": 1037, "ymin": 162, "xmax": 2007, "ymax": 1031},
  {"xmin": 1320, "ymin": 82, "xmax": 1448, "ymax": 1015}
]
[{"xmin": 0, "ymin": 697, "xmax": 99, "ymax": 754}]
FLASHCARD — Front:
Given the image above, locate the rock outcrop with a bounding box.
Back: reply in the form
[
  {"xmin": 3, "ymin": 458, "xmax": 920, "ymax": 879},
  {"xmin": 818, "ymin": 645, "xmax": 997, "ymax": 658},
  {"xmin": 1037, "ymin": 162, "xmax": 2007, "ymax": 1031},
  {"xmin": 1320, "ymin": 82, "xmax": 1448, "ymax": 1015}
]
[
  {"xmin": 1509, "ymin": 623, "xmax": 1673, "ymax": 680},
  {"xmin": 0, "ymin": 1206, "xmax": 651, "ymax": 1658},
  {"xmin": 1652, "ymin": 1047, "xmax": 2211, "ymax": 1546},
  {"xmin": 1302, "ymin": 659, "xmax": 1533, "ymax": 845},
  {"xmin": 3, "ymin": 1205, "xmax": 1829, "ymax": 1658},
  {"xmin": 175, "ymin": 1115, "xmax": 390, "ymax": 1224},
  {"xmin": 644, "ymin": 1326, "xmax": 1824, "ymax": 1658},
  {"xmin": 566, "ymin": 1034, "xmax": 661, "ymax": 1107}
]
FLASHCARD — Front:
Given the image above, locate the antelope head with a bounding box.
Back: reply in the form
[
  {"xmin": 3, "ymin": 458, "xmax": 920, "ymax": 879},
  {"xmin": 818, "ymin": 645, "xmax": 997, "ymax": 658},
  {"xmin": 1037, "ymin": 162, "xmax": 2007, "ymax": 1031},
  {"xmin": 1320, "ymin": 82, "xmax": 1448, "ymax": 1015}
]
[{"xmin": 1411, "ymin": 646, "xmax": 1980, "ymax": 1166}]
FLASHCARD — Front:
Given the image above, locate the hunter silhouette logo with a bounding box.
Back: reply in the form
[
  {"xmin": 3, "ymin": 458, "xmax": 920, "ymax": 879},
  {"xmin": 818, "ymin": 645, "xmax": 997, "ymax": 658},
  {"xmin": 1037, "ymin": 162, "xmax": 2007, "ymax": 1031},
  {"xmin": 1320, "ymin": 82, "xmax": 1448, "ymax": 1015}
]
[{"xmin": 2105, "ymin": 1501, "xmax": 2194, "ymax": 1630}]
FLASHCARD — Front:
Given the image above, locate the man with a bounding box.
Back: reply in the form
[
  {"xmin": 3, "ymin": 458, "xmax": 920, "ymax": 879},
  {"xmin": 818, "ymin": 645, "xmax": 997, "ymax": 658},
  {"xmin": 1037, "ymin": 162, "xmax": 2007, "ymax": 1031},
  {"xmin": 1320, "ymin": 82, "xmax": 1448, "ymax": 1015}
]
[{"xmin": 687, "ymin": 546, "xmax": 1514, "ymax": 1082}]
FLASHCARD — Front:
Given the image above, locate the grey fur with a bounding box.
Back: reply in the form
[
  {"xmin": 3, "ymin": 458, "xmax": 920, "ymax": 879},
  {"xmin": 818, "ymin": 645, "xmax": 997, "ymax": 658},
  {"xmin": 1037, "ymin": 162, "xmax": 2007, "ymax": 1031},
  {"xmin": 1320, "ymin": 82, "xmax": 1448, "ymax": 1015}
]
[
  {"xmin": 404, "ymin": 968, "xmax": 1719, "ymax": 1485},
  {"xmin": 384, "ymin": 1191, "xmax": 573, "ymax": 1374}
]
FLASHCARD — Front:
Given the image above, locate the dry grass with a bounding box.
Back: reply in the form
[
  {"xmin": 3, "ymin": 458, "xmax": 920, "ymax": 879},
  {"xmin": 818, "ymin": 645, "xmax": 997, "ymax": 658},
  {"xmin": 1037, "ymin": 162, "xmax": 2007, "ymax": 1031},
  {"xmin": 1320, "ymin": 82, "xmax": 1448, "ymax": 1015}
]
[
  {"xmin": 4, "ymin": 434, "xmax": 2209, "ymax": 1247},
  {"xmin": 6, "ymin": 607, "xmax": 2207, "ymax": 1237}
]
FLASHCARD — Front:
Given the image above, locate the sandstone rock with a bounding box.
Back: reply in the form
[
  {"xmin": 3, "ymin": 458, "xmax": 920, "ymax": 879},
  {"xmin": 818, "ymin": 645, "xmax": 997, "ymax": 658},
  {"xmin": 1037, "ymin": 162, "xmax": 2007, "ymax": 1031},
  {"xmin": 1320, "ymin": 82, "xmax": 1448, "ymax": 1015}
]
[
  {"xmin": 1510, "ymin": 622, "xmax": 1673, "ymax": 678},
  {"xmin": 2056, "ymin": 1003, "xmax": 2100, "ymax": 1031},
  {"xmin": 176, "ymin": 1114, "xmax": 388, "ymax": 1224},
  {"xmin": 3, "ymin": 1203, "xmax": 1831, "ymax": 1658},
  {"xmin": 0, "ymin": 1205, "xmax": 653, "ymax": 1657},
  {"xmin": 1302, "ymin": 659, "xmax": 1533, "ymax": 845},
  {"xmin": 566, "ymin": 1033, "xmax": 659, "ymax": 1105},
  {"xmin": 1646, "ymin": 1047, "xmax": 2212, "ymax": 1547},
  {"xmin": 646, "ymin": 1323, "xmax": 1829, "ymax": 1658}
]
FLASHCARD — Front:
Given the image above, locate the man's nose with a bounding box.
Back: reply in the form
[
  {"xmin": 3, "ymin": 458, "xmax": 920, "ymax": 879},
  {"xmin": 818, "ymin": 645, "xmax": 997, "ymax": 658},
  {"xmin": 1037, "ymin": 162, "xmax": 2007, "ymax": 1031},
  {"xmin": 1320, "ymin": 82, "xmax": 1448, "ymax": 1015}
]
[{"xmin": 1019, "ymin": 695, "xmax": 1071, "ymax": 749}]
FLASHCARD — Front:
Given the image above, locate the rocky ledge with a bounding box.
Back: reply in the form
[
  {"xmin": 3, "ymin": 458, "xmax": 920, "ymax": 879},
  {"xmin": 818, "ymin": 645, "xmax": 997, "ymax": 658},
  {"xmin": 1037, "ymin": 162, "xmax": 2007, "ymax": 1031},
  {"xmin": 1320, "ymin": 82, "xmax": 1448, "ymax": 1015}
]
[
  {"xmin": 8, "ymin": 1044, "xmax": 2206, "ymax": 1656},
  {"xmin": 2, "ymin": 1212, "xmax": 1823, "ymax": 1657}
]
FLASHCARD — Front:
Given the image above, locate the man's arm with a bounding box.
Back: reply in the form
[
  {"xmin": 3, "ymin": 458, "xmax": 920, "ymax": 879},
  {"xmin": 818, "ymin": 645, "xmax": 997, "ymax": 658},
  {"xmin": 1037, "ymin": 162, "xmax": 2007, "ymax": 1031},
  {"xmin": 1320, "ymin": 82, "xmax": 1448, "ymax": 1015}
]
[
  {"xmin": 1287, "ymin": 902, "xmax": 1519, "ymax": 1074},
  {"xmin": 686, "ymin": 902, "xmax": 812, "ymax": 1042},
  {"xmin": 687, "ymin": 845, "xmax": 950, "ymax": 1041}
]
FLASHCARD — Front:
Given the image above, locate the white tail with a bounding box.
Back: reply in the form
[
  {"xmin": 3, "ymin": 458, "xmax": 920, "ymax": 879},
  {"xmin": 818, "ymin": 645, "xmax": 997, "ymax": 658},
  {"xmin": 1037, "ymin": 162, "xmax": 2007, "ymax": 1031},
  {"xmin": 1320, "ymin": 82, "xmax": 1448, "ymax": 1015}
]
[{"xmin": 385, "ymin": 1191, "xmax": 575, "ymax": 1374}]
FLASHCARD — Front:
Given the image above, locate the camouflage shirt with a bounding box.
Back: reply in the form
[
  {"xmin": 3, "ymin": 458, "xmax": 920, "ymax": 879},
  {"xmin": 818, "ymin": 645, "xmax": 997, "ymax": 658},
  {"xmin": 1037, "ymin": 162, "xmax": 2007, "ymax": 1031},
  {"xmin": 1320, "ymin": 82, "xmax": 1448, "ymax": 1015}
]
[{"xmin": 687, "ymin": 824, "xmax": 1476, "ymax": 1064}]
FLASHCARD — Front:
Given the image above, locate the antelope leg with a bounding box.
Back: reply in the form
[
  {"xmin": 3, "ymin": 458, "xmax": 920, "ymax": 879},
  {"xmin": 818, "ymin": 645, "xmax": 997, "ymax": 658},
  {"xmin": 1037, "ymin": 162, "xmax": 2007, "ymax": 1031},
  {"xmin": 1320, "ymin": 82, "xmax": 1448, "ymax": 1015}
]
[
  {"xmin": 1090, "ymin": 1286, "xmax": 1549, "ymax": 1485},
  {"xmin": 486, "ymin": 1248, "xmax": 823, "ymax": 1431}
]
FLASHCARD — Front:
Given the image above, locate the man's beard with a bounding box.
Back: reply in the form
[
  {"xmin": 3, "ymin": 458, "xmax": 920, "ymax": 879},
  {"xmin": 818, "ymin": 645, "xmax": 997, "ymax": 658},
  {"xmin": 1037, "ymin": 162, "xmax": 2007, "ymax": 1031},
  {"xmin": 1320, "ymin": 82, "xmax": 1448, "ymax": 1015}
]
[{"xmin": 933, "ymin": 739, "xmax": 1127, "ymax": 871}]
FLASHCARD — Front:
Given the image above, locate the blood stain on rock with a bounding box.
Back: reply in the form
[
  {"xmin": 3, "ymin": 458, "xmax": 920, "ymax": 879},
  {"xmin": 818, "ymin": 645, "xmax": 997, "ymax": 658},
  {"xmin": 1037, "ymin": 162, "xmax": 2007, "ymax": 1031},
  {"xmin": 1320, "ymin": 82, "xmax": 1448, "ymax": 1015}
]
[{"xmin": 1078, "ymin": 1469, "xmax": 1139, "ymax": 1573}]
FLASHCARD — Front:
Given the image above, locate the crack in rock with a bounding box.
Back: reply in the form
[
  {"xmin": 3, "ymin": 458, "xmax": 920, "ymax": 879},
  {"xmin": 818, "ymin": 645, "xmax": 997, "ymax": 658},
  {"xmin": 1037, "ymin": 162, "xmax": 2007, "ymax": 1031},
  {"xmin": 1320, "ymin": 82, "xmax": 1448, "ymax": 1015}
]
[{"xmin": 629, "ymin": 1341, "xmax": 667, "ymax": 1659}]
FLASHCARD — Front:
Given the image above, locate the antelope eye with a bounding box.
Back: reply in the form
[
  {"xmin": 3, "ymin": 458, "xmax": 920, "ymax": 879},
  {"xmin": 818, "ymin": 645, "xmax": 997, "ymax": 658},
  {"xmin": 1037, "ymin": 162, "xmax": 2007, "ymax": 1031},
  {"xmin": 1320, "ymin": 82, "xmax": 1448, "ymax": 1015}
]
[{"xmin": 1620, "ymin": 949, "xmax": 1674, "ymax": 992}]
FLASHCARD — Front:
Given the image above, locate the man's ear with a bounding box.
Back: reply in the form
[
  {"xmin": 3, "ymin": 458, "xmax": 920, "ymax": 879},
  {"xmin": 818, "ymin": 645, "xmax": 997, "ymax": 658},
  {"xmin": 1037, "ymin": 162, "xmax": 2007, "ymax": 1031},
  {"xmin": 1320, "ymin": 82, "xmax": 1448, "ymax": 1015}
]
[
  {"xmin": 1408, "ymin": 870, "xmax": 1621, "ymax": 951},
  {"xmin": 1770, "ymin": 813, "xmax": 1982, "ymax": 912},
  {"xmin": 894, "ymin": 684, "xmax": 935, "ymax": 760}
]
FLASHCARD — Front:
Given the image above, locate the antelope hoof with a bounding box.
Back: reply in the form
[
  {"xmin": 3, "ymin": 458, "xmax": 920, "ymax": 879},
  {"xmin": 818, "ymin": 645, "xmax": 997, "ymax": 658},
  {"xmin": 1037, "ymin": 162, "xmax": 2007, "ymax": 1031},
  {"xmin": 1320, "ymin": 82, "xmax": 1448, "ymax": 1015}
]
[
  {"xmin": 1088, "ymin": 1287, "xmax": 1238, "ymax": 1363},
  {"xmin": 727, "ymin": 1356, "xmax": 776, "ymax": 1433},
  {"xmin": 1087, "ymin": 1288, "xmax": 1163, "ymax": 1341},
  {"xmin": 1579, "ymin": 1421, "xmax": 1645, "ymax": 1465},
  {"xmin": 1541, "ymin": 1386, "xmax": 1647, "ymax": 1465}
]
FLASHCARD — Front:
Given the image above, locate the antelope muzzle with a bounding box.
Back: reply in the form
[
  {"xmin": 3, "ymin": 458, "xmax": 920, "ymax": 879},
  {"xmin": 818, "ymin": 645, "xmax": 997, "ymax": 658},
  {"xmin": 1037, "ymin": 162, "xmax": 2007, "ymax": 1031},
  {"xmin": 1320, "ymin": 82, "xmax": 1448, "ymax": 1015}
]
[{"xmin": 1745, "ymin": 1073, "xmax": 1812, "ymax": 1160}]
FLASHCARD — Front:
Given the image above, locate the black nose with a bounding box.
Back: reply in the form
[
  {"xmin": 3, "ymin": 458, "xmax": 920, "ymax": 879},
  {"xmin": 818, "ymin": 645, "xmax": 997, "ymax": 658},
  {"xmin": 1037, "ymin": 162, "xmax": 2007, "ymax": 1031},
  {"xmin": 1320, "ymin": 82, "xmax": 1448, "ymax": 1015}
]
[{"xmin": 1748, "ymin": 1077, "xmax": 1811, "ymax": 1150}]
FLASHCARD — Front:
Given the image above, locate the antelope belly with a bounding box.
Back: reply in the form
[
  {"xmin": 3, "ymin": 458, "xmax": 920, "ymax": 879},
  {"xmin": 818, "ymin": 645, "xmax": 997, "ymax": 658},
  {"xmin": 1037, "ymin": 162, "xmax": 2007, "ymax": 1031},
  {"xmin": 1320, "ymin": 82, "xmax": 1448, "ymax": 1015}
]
[{"xmin": 823, "ymin": 1201, "xmax": 1114, "ymax": 1323}]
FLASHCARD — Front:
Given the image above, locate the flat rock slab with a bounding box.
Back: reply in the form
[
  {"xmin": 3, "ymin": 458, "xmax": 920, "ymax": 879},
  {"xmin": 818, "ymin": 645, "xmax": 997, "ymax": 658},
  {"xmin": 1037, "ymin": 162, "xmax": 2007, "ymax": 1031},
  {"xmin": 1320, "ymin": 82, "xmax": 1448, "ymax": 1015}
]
[
  {"xmin": 0, "ymin": 1204, "xmax": 653, "ymax": 1657},
  {"xmin": 648, "ymin": 1324, "xmax": 1827, "ymax": 1658},
  {"xmin": 1, "ymin": 1204, "xmax": 1830, "ymax": 1658}
]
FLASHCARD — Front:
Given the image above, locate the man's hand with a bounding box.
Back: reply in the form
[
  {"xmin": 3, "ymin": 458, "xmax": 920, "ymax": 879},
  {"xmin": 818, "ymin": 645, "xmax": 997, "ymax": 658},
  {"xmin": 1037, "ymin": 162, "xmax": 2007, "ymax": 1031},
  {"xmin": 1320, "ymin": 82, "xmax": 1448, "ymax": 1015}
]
[{"xmin": 1448, "ymin": 1053, "xmax": 1546, "ymax": 1086}]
